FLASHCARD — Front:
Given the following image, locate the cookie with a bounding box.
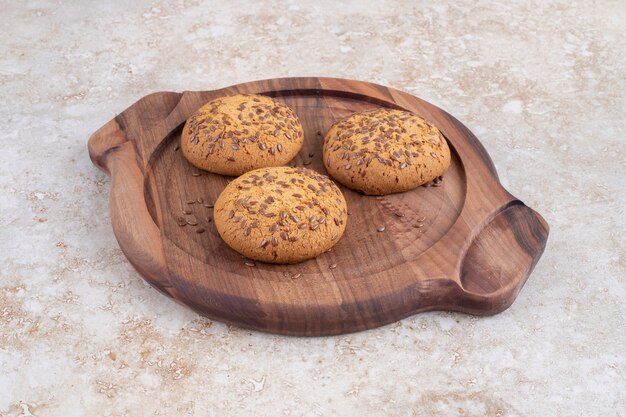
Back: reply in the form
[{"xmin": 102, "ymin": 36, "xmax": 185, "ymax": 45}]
[
  {"xmin": 181, "ymin": 94, "xmax": 304, "ymax": 176},
  {"xmin": 214, "ymin": 166, "xmax": 348, "ymax": 264},
  {"xmin": 322, "ymin": 109, "xmax": 451, "ymax": 195}
]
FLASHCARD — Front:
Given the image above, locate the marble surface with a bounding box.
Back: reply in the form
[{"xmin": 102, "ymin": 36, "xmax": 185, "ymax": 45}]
[{"xmin": 1, "ymin": 1, "xmax": 624, "ymax": 416}]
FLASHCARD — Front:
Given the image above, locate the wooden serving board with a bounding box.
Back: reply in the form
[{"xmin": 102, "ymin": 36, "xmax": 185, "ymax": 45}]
[{"xmin": 88, "ymin": 77, "xmax": 549, "ymax": 336}]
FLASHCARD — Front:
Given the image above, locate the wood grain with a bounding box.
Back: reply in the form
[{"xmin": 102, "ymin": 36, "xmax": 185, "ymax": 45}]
[{"xmin": 88, "ymin": 77, "xmax": 549, "ymax": 336}]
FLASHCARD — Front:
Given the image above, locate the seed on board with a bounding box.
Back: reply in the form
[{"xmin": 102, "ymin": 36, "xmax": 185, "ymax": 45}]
[
  {"xmin": 187, "ymin": 219, "xmax": 198, "ymax": 226},
  {"xmin": 197, "ymin": 197, "xmax": 204, "ymax": 204},
  {"xmin": 206, "ymin": 217, "xmax": 212, "ymax": 223},
  {"xmin": 192, "ymin": 173, "xmax": 201, "ymax": 177},
  {"xmin": 417, "ymin": 216, "xmax": 426, "ymax": 222},
  {"xmin": 183, "ymin": 209, "xmax": 192, "ymax": 215},
  {"xmin": 414, "ymin": 223, "xmax": 424, "ymax": 228},
  {"xmin": 177, "ymin": 217, "xmax": 187, "ymax": 227},
  {"xmin": 203, "ymin": 203, "xmax": 214, "ymax": 208},
  {"xmin": 174, "ymin": 145, "xmax": 180, "ymax": 151},
  {"xmin": 245, "ymin": 260, "xmax": 256, "ymax": 267},
  {"xmin": 303, "ymin": 160, "xmax": 312, "ymax": 166},
  {"xmin": 309, "ymin": 152, "xmax": 315, "ymax": 158},
  {"xmin": 394, "ymin": 212, "xmax": 405, "ymax": 218},
  {"xmin": 329, "ymin": 263, "xmax": 337, "ymax": 270},
  {"xmin": 291, "ymin": 272, "xmax": 302, "ymax": 279},
  {"xmin": 377, "ymin": 225, "xmax": 386, "ymax": 232},
  {"xmin": 186, "ymin": 200, "xmax": 195, "ymax": 205},
  {"xmin": 196, "ymin": 228, "xmax": 205, "ymax": 234}
]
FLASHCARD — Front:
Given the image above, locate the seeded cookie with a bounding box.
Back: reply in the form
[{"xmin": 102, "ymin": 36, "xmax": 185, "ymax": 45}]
[
  {"xmin": 181, "ymin": 94, "xmax": 304, "ymax": 176},
  {"xmin": 214, "ymin": 166, "xmax": 348, "ymax": 264},
  {"xmin": 323, "ymin": 109, "xmax": 451, "ymax": 195}
]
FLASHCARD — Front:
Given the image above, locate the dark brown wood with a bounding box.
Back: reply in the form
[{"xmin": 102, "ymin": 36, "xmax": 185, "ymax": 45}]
[{"xmin": 88, "ymin": 78, "xmax": 549, "ymax": 336}]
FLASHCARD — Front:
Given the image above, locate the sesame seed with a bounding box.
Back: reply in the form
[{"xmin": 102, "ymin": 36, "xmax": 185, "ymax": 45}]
[
  {"xmin": 329, "ymin": 263, "xmax": 337, "ymax": 269},
  {"xmin": 291, "ymin": 272, "xmax": 302, "ymax": 279},
  {"xmin": 196, "ymin": 228, "xmax": 205, "ymax": 233},
  {"xmin": 394, "ymin": 212, "xmax": 404, "ymax": 218},
  {"xmin": 245, "ymin": 260, "xmax": 256, "ymax": 267},
  {"xmin": 377, "ymin": 225, "xmax": 386, "ymax": 232}
]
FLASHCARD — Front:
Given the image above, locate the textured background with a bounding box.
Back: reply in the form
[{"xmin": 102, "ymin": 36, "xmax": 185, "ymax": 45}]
[{"xmin": 1, "ymin": 1, "xmax": 625, "ymax": 416}]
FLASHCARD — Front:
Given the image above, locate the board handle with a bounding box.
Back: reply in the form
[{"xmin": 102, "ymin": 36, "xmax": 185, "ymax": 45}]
[
  {"xmin": 457, "ymin": 201, "xmax": 549, "ymax": 313},
  {"xmin": 88, "ymin": 118, "xmax": 127, "ymax": 175},
  {"xmin": 87, "ymin": 93, "xmax": 185, "ymax": 294}
]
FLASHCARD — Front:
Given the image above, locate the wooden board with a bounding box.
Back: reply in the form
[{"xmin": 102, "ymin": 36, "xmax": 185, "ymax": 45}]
[{"xmin": 88, "ymin": 77, "xmax": 549, "ymax": 336}]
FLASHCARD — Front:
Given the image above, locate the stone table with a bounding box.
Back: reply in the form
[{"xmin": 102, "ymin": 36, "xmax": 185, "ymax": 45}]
[{"xmin": 1, "ymin": 1, "xmax": 624, "ymax": 416}]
